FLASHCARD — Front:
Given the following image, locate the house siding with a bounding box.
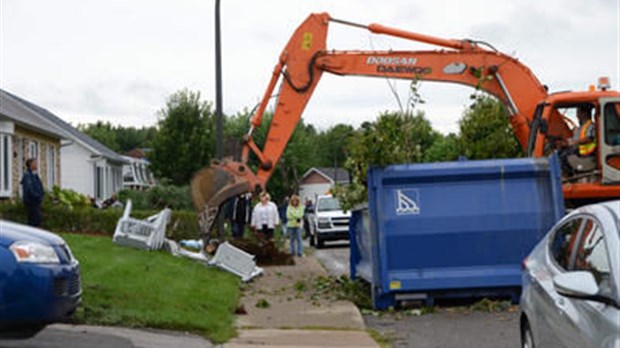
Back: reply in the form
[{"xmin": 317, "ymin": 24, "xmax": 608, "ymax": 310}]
[
  {"xmin": 299, "ymin": 183, "xmax": 332, "ymax": 204},
  {"xmin": 61, "ymin": 142, "xmax": 95, "ymax": 197},
  {"xmin": 61, "ymin": 143, "xmax": 124, "ymax": 200},
  {"xmin": 10, "ymin": 125, "xmax": 61, "ymax": 199},
  {"xmin": 302, "ymin": 172, "xmax": 331, "ymax": 185}
]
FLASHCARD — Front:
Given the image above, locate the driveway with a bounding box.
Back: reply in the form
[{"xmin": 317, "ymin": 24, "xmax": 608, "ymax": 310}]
[{"xmin": 313, "ymin": 242, "xmax": 521, "ymax": 348}]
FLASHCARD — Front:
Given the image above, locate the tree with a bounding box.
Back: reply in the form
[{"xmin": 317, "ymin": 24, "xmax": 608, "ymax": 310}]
[
  {"xmin": 115, "ymin": 126, "xmax": 157, "ymax": 153},
  {"xmin": 149, "ymin": 90, "xmax": 215, "ymax": 186},
  {"xmin": 335, "ymin": 111, "xmax": 438, "ymax": 209},
  {"xmin": 78, "ymin": 121, "xmax": 119, "ymax": 152},
  {"xmin": 423, "ymin": 133, "xmax": 462, "ymax": 162},
  {"xmin": 317, "ymin": 124, "xmax": 354, "ymax": 168},
  {"xmin": 79, "ymin": 122, "xmax": 156, "ymax": 154},
  {"xmin": 458, "ymin": 95, "xmax": 522, "ymax": 160},
  {"xmin": 247, "ymin": 112, "xmax": 322, "ymax": 200}
]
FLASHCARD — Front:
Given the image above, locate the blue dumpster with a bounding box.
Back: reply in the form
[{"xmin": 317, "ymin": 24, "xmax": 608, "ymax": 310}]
[{"xmin": 350, "ymin": 155, "xmax": 565, "ymax": 309}]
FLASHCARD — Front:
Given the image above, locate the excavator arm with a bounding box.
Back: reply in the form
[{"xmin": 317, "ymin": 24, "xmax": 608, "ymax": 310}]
[{"xmin": 191, "ymin": 12, "xmax": 556, "ymax": 244}]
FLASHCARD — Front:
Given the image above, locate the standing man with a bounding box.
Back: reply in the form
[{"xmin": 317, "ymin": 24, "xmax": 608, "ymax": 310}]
[
  {"xmin": 302, "ymin": 198, "xmax": 313, "ymax": 240},
  {"xmin": 21, "ymin": 158, "xmax": 45, "ymax": 227},
  {"xmin": 231, "ymin": 193, "xmax": 251, "ymax": 239}
]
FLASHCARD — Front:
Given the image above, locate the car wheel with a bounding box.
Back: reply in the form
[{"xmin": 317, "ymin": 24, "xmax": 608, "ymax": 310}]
[
  {"xmin": 521, "ymin": 319, "xmax": 535, "ymax": 348},
  {"xmin": 0, "ymin": 325, "xmax": 46, "ymax": 339}
]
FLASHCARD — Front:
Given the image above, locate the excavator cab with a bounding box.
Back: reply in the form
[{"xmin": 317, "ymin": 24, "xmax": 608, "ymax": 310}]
[
  {"xmin": 528, "ymin": 89, "xmax": 620, "ymax": 203},
  {"xmin": 600, "ymin": 98, "xmax": 620, "ymax": 183}
]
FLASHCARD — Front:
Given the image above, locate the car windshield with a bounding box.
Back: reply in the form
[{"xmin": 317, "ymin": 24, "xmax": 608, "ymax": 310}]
[{"xmin": 317, "ymin": 197, "xmax": 341, "ymax": 212}]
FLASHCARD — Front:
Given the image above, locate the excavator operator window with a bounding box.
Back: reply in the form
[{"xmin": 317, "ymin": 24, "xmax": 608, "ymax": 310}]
[{"xmin": 604, "ymin": 102, "xmax": 620, "ymax": 146}]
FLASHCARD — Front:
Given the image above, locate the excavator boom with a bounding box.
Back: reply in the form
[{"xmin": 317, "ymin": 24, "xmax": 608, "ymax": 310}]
[{"xmin": 191, "ymin": 12, "xmax": 619, "ymax": 245}]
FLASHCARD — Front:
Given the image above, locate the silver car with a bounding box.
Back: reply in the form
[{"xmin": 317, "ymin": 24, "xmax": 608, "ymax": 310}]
[{"xmin": 520, "ymin": 200, "xmax": 620, "ymax": 348}]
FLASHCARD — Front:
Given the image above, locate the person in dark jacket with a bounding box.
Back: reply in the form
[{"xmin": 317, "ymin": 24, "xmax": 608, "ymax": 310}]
[
  {"xmin": 21, "ymin": 158, "xmax": 45, "ymax": 227},
  {"xmin": 231, "ymin": 193, "xmax": 251, "ymax": 239}
]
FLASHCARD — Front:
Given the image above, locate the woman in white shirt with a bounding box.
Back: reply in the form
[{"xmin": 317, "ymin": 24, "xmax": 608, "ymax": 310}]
[{"xmin": 251, "ymin": 192, "xmax": 280, "ymax": 239}]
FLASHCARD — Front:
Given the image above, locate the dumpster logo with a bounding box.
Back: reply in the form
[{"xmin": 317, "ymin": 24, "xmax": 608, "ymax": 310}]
[{"xmin": 395, "ymin": 189, "xmax": 420, "ymax": 215}]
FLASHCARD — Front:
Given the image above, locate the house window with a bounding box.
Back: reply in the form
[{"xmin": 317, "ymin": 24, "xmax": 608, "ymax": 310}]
[
  {"xmin": 47, "ymin": 145, "xmax": 56, "ymax": 189},
  {"xmin": 0, "ymin": 133, "xmax": 12, "ymax": 197},
  {"xmin": 28, "ymin": 140, "xmax": 39, "ymax": 159}
]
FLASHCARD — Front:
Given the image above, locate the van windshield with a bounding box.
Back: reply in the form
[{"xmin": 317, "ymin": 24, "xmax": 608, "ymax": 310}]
[{"xmin": 317, "ymin": 197, "xmax": 341, "ymax": 212}]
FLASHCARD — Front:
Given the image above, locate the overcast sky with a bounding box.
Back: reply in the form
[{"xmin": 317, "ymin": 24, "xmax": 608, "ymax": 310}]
[{"xmin": 1, "ymin": 0, "xmax": 618, "ymax": 134}]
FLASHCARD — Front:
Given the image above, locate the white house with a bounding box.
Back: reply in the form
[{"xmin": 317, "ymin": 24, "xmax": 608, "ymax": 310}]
[
  {"xmin": 298, "ymin": 167, "xmax": 350, "ymax": 204},
  {"xmin": 122, "ymin": 148, "xmax": 155, "ymax": 190}
]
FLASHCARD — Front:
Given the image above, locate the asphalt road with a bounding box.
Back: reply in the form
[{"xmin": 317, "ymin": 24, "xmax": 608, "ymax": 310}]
[
  {"xmin": 313, "ymin": 242, "xmax": 521, "ymax": 348},
  {"xmin": 0, "ymin": 324, "xmax": 215, "ymax": 348}
]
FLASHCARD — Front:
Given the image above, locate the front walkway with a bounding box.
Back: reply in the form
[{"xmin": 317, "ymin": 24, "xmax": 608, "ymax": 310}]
[{"xmin": 225, "ymin": 255, "xmax": 378, "ymax": 348}]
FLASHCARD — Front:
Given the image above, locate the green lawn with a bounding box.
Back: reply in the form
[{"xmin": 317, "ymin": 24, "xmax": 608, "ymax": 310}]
[{"xmin": 61, "ymin": 233, "xmax": 240, "ymax": 343}]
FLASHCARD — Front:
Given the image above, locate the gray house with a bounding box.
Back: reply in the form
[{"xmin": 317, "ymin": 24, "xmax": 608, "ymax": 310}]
[
  {"xmin": 298, "ymin": 167, "xmax": 350, "ymax": 204},
  {"xmin": 0, "ymin": 89, "xmax": 127, "ymax": 200},
  {"xmin": 0, "ymin": 90, "xmax": 68, "ymax": 200}
]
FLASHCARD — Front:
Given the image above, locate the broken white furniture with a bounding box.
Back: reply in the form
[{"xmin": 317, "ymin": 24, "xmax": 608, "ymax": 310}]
[
  {"xmin": 208, "ymin": 242, "xmax": 263, "ymax": 282},
  {"xmin": 113, "ymin": 199, "xmax": 171, "ymax": 251}
]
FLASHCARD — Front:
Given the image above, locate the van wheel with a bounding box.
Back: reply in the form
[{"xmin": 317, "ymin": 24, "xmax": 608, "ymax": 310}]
[{"xmin": 316, "ymin": 237, "xmax": 324, "ymax": 249}]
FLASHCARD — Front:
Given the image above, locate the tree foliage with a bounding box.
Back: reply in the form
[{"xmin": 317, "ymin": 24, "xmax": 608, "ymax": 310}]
[
  {"xmin": 247, "ymin": 112, "xmax": 322, "ymax": 200},
  {"xmin": 76, "ymin": 88, "xmax": 526, "ymax": 208},
  {"xmin": 458, "ymin": 95, "xmax": 522, "ymax": 160},
  {"xmin": 334, "ymin": 111, "xmax": 438, "ymax": 210},
  {"xmin": 316, "ymin": 124, "xmax": 354, "ymax": 168},
  {"xmin": 423, "ymin": 133, "xmax": 462, "ymax": 162},
  {"xmin": 149, "ymin": 90, "xmax": 215, "ymax": 185},
  {"xmin": 79, "ymin": 121, "xmax": 156, "ymax": 154}
]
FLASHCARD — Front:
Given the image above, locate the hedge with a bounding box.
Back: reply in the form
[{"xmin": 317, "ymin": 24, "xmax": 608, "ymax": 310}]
[{"xmin": 0, "ymin": 202, "xmax": 201, "ymax": 241}]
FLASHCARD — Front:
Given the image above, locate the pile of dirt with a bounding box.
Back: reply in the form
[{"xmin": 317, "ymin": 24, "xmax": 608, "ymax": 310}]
[{"xmin": 230, "ymin": 238, "xmax": 295, "ymax": 266}]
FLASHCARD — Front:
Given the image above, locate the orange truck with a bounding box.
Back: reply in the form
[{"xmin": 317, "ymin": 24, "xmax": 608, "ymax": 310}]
[{"xmin": 191, "ymin": 13, "xmax": 620, "ymax": 243}]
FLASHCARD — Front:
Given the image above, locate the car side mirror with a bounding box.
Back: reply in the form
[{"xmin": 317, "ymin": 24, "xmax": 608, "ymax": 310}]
[
  {"xmin": 553, "ymin": 271, "xmax": 599, "ymax": 298},
  {"xmin": 552, "ymin": 271, "xmax": 619, "ymax": 308}
]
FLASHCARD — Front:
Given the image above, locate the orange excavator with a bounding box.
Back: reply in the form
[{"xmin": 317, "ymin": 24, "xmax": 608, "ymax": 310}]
[{"xmin": 191, "ymin": 13, "xmax": 620, "ymax": 244}]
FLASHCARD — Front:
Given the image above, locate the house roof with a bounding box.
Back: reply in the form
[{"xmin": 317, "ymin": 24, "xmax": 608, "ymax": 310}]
[
  {"xmin": 301, "ymin": 167, "xmax": 350, "ymax": 184},
  {"xmin": 0, "ymin": 89, "xmax": 69, "ymax": 139},
  {"xmin": 125, "ymin": 148, "xmax": 151, "ymax": 159},
  {"xmin": 0, "ymin": 89, "xmax": 127, "ymax": 164}
]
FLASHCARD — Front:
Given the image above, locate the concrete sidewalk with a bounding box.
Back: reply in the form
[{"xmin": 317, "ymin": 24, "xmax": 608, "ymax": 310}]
[{"xmin": 225, "ymin": 255, "xmax": 378, "ymax": 348}]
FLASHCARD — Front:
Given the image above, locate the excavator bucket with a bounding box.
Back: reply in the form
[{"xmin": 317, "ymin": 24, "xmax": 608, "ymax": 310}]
[{"xmin": 190, "ymin": 159, "xmax": 260, "ymax": 248}]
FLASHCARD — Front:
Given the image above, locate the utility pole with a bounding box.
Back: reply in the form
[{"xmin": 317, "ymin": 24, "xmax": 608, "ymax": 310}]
[
  {"xmin": 215, "ymin": 0, "xmax": 223, "ymax": 159},
  {"xmin": 214, "ymin": 0, "xmax": 224, "ymax": 239}
]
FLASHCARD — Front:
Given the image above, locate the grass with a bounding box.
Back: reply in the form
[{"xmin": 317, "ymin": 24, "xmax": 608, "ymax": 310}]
[
  {"xmin": 61, "ymin": 233, "xmax": 240, "ymax": 343},
  {"xmin": 367, "ymin": 328, "xmax": 396, "ymax": 348}
]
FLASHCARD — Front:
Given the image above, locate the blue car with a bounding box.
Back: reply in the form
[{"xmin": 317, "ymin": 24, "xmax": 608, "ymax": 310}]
[{"xmin": 0, "ymin": 220, "xmax": 82, "ymax": 337}]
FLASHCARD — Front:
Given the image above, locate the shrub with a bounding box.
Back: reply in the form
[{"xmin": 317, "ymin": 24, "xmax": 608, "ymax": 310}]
[
  {"xmin": 0, "ymin": 202, "xmax": 200, "ymax": 241},
  {"xmin": 118, "ymin": 183, "xmax": 193, "ymax": 211},
  {"xmin": 45, "ymin": 186, "xmax": 92, "ymax": 211}
]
